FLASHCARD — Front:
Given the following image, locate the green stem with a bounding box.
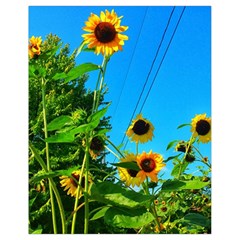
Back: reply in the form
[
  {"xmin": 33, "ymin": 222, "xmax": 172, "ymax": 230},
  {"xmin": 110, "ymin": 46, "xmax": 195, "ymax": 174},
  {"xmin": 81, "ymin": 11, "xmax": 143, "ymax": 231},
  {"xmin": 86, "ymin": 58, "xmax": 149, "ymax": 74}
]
[
  {"xmin": 41, "ymin": 78, "xmax": 57, "ymax": 234},
  {"xmin": 192, "ymin": 145, "xmax": 211, "ymax": 168},
  {"xmin": 71, "ymin": 149, "xmax": 88, "ymax": 234},
  {"xmin": 93, "ymin": 56, "xmax": 109, "ymax": 113},
  {"xmin": 104, "ymin": 138, "xmax": 125, "ymax": 159},
  {"xmin": 143, "ymin": 179, "xmax": 161, "ymax": 232},
  {"xmin": 177, "ymin": 134, "xmax": 194, "ymax": 179},
  {"xmin": 84, "ymin": 141, "xmax": 90, "ymax": 234},
  {"xmin": 29, "ymin": 143, "xmax": 67, "ymax": 233},
  {"xmin": 151, "ymin": 204, "xmax": 161, "ymax": 232}
]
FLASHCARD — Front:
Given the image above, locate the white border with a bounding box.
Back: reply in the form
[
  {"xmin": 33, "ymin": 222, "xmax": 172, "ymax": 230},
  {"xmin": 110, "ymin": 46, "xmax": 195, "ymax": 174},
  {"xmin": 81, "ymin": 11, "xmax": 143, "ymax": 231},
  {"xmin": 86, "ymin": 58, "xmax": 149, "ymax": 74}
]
[{"xmin": 2, "ymin": 0, "xmax": 240, "ymax": 239}]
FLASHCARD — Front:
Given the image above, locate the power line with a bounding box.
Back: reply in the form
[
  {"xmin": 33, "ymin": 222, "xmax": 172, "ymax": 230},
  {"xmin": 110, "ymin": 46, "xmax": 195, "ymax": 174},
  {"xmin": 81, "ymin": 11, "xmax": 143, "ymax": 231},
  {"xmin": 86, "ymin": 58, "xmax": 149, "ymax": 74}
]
[
  {"xmin": 111, "ymin": 7, "xmax": 149, "ymax": 121},
  {"xmin": 139, "ymin": 6, "xmax": 186, "ymax": 113},
  {"xmin": 120, "ymin": 6, "xmax": 177, "ymax": 149}
]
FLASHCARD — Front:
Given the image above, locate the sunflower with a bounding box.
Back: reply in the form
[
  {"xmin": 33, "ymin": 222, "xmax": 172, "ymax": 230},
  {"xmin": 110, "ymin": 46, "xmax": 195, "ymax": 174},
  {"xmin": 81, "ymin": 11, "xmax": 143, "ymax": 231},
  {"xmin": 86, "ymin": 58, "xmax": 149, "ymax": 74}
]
[
  {"xmin": 191, "ymin": 114, "xmax": 211, "ymax": 143},
  {"xmin": 175, "ymin": 141, "xmax": 192, "ymax": 153},
  {"xmin": 118, "ymin": 153, "xmax": 143, "ymax": 187},
  {"xmin": 126, "ymin": 114, "xmax": 154, "ymax": 144},
  {"xmin": 82, "ymin": 9, "xmax": 128, "ymax": 56},
  {"xmin": 136, "ymin": 150, "xmax": 165, "ymax": 183},
  {"xmin": 28, "ymin": 36, "xmax": 42, "ymax": 59},
  {"xmin": 89, "ymin": 136, "xmax": 105, "ymax": 159},
  {"xmin": 60, "ymin": 170, "xmax": 84, "ymax": 198}
]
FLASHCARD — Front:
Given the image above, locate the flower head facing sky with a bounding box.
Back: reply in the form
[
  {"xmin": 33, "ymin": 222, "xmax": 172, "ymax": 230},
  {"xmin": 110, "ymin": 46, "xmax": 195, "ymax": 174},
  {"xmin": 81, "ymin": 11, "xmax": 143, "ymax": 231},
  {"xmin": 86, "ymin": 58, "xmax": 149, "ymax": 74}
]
[
  {"xmin": 28, "ymin": 36, "xmax": 42, "ymax": 59},
  {"xmin": 191, "ymin": 114, "xmax": 211, "ymax": 143},
  {"xmin": 82, "ymin": 9, "xmax": 128, "ymax": 56},
  {"xmin": 126, "ymin": 114, "xmax": 154, "ymax": 144},
  {"xmin": 136, "ymin": 150, "xmax": 165, "ymax": 183}
]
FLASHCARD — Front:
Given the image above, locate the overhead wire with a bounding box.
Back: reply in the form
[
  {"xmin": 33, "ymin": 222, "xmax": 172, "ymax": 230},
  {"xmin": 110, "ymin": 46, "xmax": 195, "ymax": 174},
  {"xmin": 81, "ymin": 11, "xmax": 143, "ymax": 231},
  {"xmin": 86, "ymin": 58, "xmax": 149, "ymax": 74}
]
[
  {"xmin": 111, "ymin": 7, "xmax": 149, "ymax": 121},
  {"xmin": 139, "ymin": 6, "xmax": 186, "ymax": 113},
  {"xmin": 120, "ymin": 6, "xmax": 177, "ymax": 150}
]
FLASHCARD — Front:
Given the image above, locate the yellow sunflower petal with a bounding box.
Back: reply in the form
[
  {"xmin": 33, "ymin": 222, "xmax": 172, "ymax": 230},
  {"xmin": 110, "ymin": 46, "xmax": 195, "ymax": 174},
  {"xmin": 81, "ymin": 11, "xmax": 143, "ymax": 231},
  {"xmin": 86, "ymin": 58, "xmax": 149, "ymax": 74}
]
[{"xmin": 82, "ymin": 9, "xmax": 128, "ymax": 56}]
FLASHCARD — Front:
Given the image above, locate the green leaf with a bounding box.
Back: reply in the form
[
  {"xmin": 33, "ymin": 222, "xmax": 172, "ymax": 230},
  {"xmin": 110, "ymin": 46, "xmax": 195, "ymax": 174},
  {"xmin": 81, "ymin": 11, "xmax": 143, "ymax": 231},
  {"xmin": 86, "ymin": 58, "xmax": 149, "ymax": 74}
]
[
  {"xmin": 90, "ymin": 206, "xmax": 110, "ymax": 221},
  {"xmin": 52, "ymin": 72, "xmax": 67, "ymax": 80},
  {"xmin": 30, "ymin": 166, "xmax": 79, "ymax": 183},
  {"xmin": 88, "ymin": 105, "xmax": 110, "ymax": 123},
  {"xmin": 45, "ymin": 131, "xmax": 75, "ymax": 143},
  {"xmin": 47, "ymin": 115, "xmax": 73, "ymax": 131},
  {"xmin": 64, "ymin": 63, "xmax": 100, "ymax": 83},
  {"xmin": 52, "ymin": 63, "xmax": 99, "ymax": 83},
  {"xmin": 104, "ymin": 207, "xmax": 155, "ymax": 228},
  {"xmin": 91, "ymin": 182, "xmax": 153, "ymax": 209},
  {"xmin": 75, "ymin": 40, "xmax": 86, "ymax": 57},
  {"xmin": 161, "ymin": 179, "xmax": 210, "ymax": 191},
  {"xmin": 183, "ymin": 213, "xmax": 210, "ymax": 227},
  {"xmin": 177, "ymin": 123, "xmax": 191, "ymax": 129},
  {"xmin": 111, "ymin": 162, "xmax": 140, "ymax": 171},
  {"xmin": 171, "ymin": 161, "xmax": 189, "ymax": 177},
  {"xmin": 29, "ymin": 225, "xmax": 43, "ymax": 234},
  {"xmin": 165, "ymin": 153, "xmax": 181, "ymax": 162},
  {"xmin": 166, "ymin": 140, "xmax": 179, "ymax": 150}
]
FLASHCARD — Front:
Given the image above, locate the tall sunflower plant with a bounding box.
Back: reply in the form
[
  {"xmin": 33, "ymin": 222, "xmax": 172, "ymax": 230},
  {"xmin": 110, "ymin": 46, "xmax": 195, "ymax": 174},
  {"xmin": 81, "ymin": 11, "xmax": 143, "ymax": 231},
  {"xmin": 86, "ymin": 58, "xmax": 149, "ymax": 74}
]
[{"xmin": 29, "ymin": 9, "xmax": 211, "ymax": 234}]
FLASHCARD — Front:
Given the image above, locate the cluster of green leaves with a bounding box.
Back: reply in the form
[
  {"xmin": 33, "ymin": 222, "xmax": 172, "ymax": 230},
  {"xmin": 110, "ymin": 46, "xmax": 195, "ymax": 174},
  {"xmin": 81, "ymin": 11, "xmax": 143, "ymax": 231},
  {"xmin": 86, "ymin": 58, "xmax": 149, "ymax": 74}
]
[
  {"xmin": 29, "ymin": 34, "xmax": 211, "ymax": 234},
  {"xmin": 29, "ymin": 34, "xmax": 115, "ymax": 233}
]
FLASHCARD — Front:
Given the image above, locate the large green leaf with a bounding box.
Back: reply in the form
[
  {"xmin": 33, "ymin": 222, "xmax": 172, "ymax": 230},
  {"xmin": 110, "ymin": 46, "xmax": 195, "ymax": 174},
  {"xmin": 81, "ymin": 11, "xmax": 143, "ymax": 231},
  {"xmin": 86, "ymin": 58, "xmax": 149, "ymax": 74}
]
[
  {"xmin": 87, "ymin": 105, "xmax": 109, "ymax": 123},
  {"xmin": 47, "ymin": 115, "xmax": 73, "ymax": 131},
  {"xmin": 52, "ymin": 63, "xmax": 99, "ymax": 83},
  {"xmin": 90, "ymin": 206, "xmax": 110, "ymax": 221},
  {"xmin": 104, "ymin": 207, "xmax": 154, "ymax": 228},
  {"xmin": 91, "ymin": 182, "xmax": 153, "ymax": 209},
  {"xmin": 171, "ymin": 161, "xmax": 189, "ymax": 177},
  {"xmin": 30, "ymin": 166, "xmax": 80, "ymax": 183},
  {"xmin": 45, "ymin": 120, "xmax": 101, "ymax": 143},
  {"xmin": 161, "ymin": 179, "xmax": 210, "ymax": 191},
  {"xmin": 111, "ymin": 162, "xmax": 140, "ymax": 171},
  {"xmin": 45, "ymin": 131, "xmax": 75, "ymax": 143},
  {"xmin": 183, "ymin": 213, "xmax": 210, "ymax": 227}
]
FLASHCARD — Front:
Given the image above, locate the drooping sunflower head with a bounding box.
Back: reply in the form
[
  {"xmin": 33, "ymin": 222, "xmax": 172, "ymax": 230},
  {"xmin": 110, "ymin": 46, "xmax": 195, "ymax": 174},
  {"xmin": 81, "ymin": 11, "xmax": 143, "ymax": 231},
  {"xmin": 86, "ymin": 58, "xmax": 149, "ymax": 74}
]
[
  {"xmin": 82, "ymin": 9, "xmax": 128, "ymax": 56},
  {"xmin": 175, "ymin": 141, "xmax": 192, "ymax": 153},
  {"xmin": 89, "ymin": 136, "xmax": 105, "ymax": 159},
  {"xmin": 136, "ymin": 150, "xmax": 165, "ymax": 183},
  {"xmin": 28, "ymin": 36, "xmax": 42, "ymax": 59},
  {"xmin": 191, "ymin": 114, "xmax": 211, "ymax": 143},
  {"xmin": 59, "ymin": 170, "xmax": 84, "ymax": 198},
  {"xmin": 126, "ymin": 114, "xmax": 154, "ymax": 144},
  {"xmin": 118, "ymin": 153, "xmax": 143, "ymax": 187}
]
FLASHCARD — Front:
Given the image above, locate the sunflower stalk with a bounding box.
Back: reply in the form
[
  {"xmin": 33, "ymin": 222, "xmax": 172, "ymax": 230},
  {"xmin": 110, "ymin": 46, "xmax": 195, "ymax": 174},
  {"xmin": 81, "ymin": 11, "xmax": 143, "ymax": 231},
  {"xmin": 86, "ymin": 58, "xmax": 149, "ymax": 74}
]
[
  {"xmin": 41, "ymin": 77, "xmax": 58, "ymax": 234},
  {"xmin": 29, "ymin": 143, "xmax": 67, "ymax": 233},
  {"xmin": 92, "ymin": 55, "xmax": 110, "ymax": 114},
  {"xmin": 71, "ymin": 148, "xmax": 88, "ymax": 234}
]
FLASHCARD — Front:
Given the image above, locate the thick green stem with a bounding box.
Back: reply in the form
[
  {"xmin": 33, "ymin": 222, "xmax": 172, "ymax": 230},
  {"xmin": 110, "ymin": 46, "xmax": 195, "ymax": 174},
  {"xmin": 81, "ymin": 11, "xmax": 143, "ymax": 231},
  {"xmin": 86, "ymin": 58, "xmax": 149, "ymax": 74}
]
[
  {"xmin": 41, "ymin": 78, "xmax": 58, "ymax": 234},
  {"xmin": 84, "ymin": 142, "xmax": 90, "ymax": 234},
  {"xmin": 92, "ymin": 56, "xmax": 109, "ymax": 114},
  {"xmin": 29, "ymin": 143, "xmax": 67, "ymax": 233},
  {"xmin": 71, "ymin": 150, "xmax": 88, "ymax": 234}
]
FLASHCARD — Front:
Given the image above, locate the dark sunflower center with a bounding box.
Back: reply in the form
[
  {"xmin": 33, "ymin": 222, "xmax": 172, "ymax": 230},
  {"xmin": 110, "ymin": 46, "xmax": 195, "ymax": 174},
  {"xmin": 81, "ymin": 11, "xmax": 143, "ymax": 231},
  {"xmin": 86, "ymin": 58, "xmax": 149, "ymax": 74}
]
[
  {"xmin": 94, "ymin": 22, "xmax": 117, "ymax": 43},
  {"xmin": 90, "ymin": 137, "xmax": 104, "ymax": 151},
  {"xmin": 196, "ymin": 120, "xmax": 210, "ymax": 136},
  {"xmin": 140, "ymin": 158, "xmax": 156, "ymax": 172},
  {"xmin": 132, "ymin": 120, "xmax": 150, "ymax": 135},
  {"xmin": 127, "ymin": 169, "xmax": 138, "ymax": 178}
]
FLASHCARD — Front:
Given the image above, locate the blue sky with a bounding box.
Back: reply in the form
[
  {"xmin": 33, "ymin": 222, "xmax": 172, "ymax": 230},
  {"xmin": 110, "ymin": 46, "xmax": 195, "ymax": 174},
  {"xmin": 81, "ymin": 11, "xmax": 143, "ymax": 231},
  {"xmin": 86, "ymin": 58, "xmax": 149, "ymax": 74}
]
[{"xmin": 29, "ymin": 6, "xmax": 211, "ymax": 179}]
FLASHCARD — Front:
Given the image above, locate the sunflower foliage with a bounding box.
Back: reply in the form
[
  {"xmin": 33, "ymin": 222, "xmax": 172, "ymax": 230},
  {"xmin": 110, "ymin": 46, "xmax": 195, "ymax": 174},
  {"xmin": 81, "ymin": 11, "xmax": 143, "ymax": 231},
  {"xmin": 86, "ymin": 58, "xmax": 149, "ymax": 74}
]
[{"xmin": 29, "ymin": 9, "xmax": 211, "ymax": 234}]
